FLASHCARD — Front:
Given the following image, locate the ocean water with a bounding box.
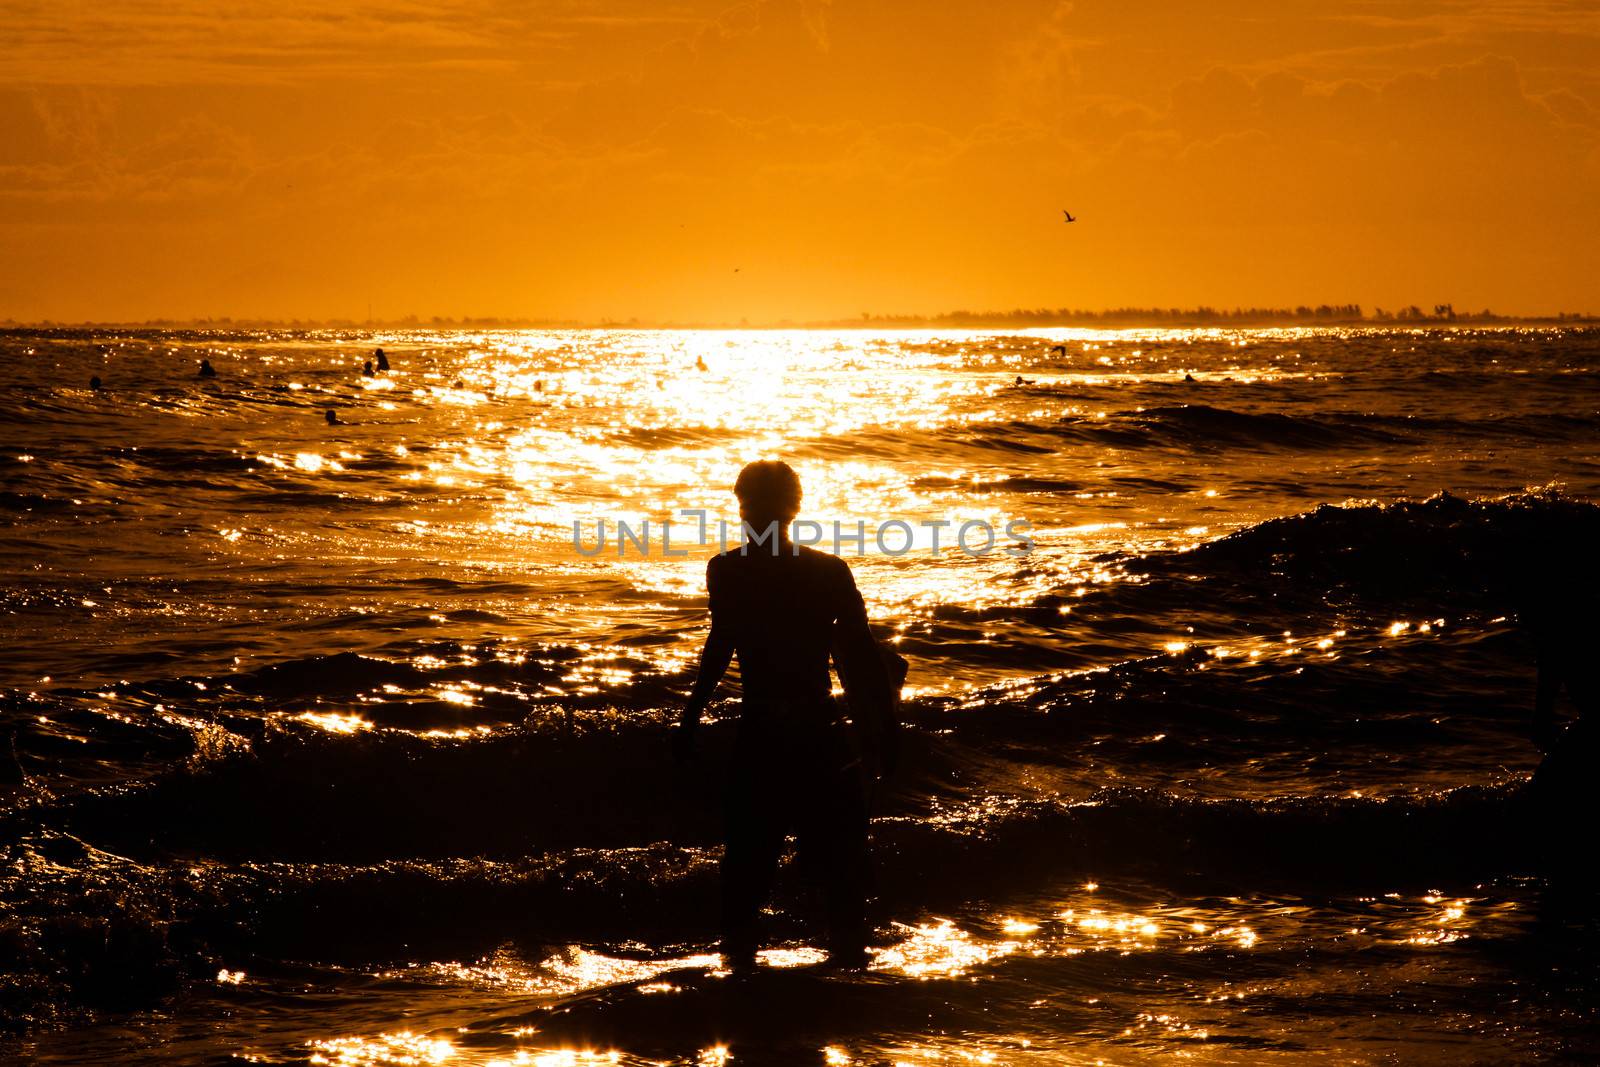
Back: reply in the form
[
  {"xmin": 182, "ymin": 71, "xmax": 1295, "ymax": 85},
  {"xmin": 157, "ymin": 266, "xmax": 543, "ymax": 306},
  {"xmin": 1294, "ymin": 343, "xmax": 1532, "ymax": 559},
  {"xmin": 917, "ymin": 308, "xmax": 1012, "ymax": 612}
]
[{"xmin": 2, "ymin": 326, "xmax": 1599, "ymax": 1064}]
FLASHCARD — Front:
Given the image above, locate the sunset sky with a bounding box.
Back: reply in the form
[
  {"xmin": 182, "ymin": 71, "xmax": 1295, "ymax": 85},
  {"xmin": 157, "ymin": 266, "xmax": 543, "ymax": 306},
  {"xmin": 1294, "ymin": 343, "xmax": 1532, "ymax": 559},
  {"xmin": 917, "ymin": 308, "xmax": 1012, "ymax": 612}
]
[{"xmin": 1, "ymin": 1, "xmax": 1596, "ymax": 323}]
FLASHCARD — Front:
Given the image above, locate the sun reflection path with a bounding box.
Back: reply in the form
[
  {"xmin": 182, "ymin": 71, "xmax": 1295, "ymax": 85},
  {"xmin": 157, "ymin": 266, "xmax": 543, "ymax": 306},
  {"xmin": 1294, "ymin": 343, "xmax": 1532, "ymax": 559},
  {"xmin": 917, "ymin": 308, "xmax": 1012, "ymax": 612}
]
[{"xmin": 236, "ymin": 327, "xmax": 1355, "ymax": 700}]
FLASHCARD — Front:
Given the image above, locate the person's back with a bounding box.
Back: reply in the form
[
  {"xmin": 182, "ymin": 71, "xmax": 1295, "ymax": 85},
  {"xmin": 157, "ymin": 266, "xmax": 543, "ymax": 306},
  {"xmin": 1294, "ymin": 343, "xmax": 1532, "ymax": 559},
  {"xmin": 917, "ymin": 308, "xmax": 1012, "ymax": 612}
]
[{"xmin": 707, "ymin": 545, "xmax": 858, "ymax": 703}]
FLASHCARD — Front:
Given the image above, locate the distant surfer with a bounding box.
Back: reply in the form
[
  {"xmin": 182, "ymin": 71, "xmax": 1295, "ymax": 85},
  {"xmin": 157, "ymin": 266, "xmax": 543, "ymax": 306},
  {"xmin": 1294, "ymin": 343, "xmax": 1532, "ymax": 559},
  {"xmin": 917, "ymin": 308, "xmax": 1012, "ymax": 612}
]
[
  {"xmin": 675, "ymin": 460, "xmax": 901, "ymax": 970},
  {"xmin": 1062, "ymin": 210, "xmax": 1076, "ymax": 223},
  {"xmin": 375, "ymin": 347, "xmax": 389, "ymax": 372},
  {"xmin": 198, "ymin": 359, "xmax": 217, "ymax": 378}
]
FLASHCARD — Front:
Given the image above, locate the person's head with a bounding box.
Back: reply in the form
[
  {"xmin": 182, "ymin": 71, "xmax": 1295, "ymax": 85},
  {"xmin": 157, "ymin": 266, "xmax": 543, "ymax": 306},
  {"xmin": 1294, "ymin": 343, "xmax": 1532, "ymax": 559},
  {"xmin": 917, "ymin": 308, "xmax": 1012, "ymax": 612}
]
[{"xmin": 734, "ymin": 460, "xmax": 802, "ymax": 533}]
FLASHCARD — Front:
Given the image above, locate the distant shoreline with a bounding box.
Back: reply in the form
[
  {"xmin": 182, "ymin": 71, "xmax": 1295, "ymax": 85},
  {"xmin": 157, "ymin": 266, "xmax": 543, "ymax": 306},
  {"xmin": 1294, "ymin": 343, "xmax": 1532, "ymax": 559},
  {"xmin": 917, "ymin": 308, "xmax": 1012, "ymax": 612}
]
[{"xmin": 3, "ymin": 305, "xmax": 1596, "ymax": 331}]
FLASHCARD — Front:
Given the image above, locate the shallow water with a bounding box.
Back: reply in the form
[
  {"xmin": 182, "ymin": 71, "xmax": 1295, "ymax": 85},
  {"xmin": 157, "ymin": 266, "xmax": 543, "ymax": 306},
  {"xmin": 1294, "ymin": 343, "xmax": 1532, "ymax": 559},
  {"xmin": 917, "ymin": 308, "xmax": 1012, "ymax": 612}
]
[{"xmin": 3, "ymin": 326, "xmax": 1600, "ymax": 1063}]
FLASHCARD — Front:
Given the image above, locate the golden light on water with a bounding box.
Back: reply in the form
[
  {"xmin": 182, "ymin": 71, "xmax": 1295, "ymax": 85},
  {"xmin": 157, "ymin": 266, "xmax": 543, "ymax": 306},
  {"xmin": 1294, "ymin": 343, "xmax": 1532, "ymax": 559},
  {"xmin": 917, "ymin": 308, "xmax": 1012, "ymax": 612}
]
[
  {"xmin": 162, "ymin": 326, "xmax": 1457, "ymax": 728},
  {"xmin": 398, "ymin": 947, "xmax": 724, "ymax": 999},
  {"xmin": 308, "ymin": 1030, "xmax": 455, "ymax": 1066},
  {"xmin": 281, "ymin": 885, "xmax": 1523, "ymax": 1066},
  {"xmin": 518, "ymin": 1054, "xmax": 621, "ymax": 1067},
  {"xmin": 297, "ymin": 711, "xmax": 373, "ymax": 734},
  {"xmin": 872, "ymin": 920, "xmax": 1019, "ymax": 980},
  {"xmin": 206, "ymin": 326, "xmax": 1320, "ymax": 705}
]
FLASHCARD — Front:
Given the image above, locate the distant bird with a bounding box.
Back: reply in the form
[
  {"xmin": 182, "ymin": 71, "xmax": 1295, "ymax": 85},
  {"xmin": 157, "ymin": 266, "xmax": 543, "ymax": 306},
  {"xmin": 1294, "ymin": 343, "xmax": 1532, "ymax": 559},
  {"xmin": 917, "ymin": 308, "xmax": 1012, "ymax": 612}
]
[
  {"xmin": 1062, "ymin": 210, "xmax": 1076, "ymax": 223},
  {"xmin": 734, "ymin": 268, "xmax": 741, "ymax": 273}
]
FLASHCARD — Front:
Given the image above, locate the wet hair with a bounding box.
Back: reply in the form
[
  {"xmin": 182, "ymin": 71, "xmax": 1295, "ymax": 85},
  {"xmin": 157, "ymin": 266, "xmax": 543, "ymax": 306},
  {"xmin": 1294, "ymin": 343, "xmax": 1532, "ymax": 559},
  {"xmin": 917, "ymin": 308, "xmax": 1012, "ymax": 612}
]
[{"xmin": 734, "ymin": 460, "xmax": 802, "ymax": 526}]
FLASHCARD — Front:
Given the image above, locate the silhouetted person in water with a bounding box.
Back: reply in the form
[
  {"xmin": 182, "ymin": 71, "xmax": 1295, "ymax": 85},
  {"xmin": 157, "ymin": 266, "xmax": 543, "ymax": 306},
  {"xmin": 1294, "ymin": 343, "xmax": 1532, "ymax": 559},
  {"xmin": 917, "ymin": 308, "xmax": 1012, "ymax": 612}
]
[
  {"xmin": 375, "ymin": 347, "xmax": 389, "ymax": 372},
  {"xmin": 325, "ymin": 409, "xmax": 341, "ymax": 426},
  {"xmin": 198, "ymin": 359, "xmax": 217, "ymax": 378},
  {"xmin": 695, "ymin": 355, "xmax": 709, "ymax": 372},
  {"xmin": 362, "ymin": 360, "xmax": 375, "ymax": 378},
  {"xmin": 89, "ymin": 375, "xmax": 102, "ymax": 390},
  {"xmin": 1184, "ymin": 372, "xmax": 1197, "ymax": 383},
  {"xmin": 676, "ymin": 460, "xmax": 898, "ymax": 970},
  {"xmin": 1050, "ymin": 344, "xmax": 1067, "ymax": 356}
]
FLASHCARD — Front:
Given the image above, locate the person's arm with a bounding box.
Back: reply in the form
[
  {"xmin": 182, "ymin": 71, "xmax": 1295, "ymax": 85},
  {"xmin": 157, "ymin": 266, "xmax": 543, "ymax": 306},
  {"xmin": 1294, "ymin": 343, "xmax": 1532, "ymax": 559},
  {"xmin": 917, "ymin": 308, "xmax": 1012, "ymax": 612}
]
[
  {"xmin": 674, "ymin": 559, "xmax": 733, "ymax": 759},
  {"xmin": 683, "ymin": 622, "xmax": 734, "ymax": 731}
]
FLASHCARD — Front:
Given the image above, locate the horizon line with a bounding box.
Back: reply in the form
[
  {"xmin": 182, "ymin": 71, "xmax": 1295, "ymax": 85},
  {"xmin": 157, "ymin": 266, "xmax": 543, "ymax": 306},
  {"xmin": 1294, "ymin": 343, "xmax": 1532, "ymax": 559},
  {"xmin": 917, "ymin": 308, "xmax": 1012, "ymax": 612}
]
[{"xmin": 3, "ymin": 302, "xmax": 1597, "ymax": 331}]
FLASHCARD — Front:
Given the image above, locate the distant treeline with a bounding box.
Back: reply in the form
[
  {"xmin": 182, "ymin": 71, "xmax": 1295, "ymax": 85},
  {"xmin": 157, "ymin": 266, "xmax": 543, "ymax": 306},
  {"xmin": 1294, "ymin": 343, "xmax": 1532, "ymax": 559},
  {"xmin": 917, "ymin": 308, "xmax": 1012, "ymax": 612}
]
[
  {"xmin": 830, "ymin": 303, "xmax": 1599, "ymax": 328},
  {"xmin": 4, "ymin": 303, "xmax": 1596, "ymax": 330}
]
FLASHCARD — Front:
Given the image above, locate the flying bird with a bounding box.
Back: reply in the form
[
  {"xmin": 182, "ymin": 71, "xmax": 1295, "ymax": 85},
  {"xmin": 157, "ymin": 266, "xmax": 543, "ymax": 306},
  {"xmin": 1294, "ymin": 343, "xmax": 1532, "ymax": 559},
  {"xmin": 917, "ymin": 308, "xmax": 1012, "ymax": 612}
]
[{"xmin": 1062, "ymin": 210, "xmax": 1076, "ymax": 223}]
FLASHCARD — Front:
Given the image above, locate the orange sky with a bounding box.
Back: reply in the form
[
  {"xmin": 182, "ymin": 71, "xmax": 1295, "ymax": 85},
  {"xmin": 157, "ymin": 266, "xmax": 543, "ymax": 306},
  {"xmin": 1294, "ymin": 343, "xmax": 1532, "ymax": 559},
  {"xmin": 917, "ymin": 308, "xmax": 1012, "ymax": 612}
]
[{"xmin": 1, "ymin": 1, "xmax": 1596, "ymax": 322}]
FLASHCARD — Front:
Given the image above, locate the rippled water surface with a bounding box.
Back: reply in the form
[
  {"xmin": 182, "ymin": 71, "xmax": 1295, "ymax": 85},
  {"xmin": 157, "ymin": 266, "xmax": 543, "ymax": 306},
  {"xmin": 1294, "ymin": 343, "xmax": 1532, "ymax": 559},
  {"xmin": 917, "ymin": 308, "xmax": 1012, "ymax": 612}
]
[{"xmin": 3, "ymin": 327, "xmax": 1600, "ymax": 1063}]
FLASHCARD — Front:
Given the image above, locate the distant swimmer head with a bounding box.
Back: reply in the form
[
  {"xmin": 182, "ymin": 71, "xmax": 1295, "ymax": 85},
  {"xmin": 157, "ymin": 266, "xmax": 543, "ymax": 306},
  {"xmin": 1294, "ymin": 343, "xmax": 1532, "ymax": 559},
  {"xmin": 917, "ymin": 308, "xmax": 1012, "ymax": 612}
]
[
  {"xmin": 89, "ymin": 375, "xmax": 102, "ymax": 390},
  {"xmin": 198, "ymin": 359, "xmax": 216, "ymax": 377},
  {"xmin": 362, "ymin": 360, "xmax": 375, "ymax": 377},
  {"xmin": 1184, "ymin": 372, "xmax": 1196, "ymax": 383},
  {"xmin": 735, "ymin": 459, "xmax": 802, "ymax": 531},
  {"xmin": 375, "ymin": 347, "xmax": 389, "ymax": 370},
  {"xmin": 325, "ymin": 409, "xmax": 340, "ymax": 425}
]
